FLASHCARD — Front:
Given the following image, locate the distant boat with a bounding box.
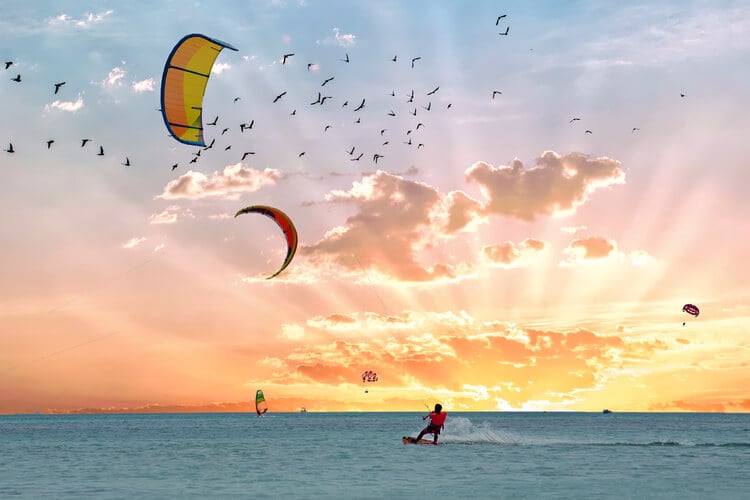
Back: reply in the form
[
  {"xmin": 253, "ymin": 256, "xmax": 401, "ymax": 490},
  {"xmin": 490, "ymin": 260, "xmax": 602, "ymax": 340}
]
[
  {"xmin": 602, "ymin": 409, "xmax": 613, "ymax": 414},
  {"xmin": 300, "ymin": 407, "xmax": 307, "ymax": 413}
]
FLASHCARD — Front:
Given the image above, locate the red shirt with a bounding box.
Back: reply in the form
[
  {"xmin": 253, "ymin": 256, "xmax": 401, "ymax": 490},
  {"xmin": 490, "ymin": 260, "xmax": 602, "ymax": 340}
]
[{"xmin": 429, "ymin": 411, "xmax": 447, "ymax": 426}]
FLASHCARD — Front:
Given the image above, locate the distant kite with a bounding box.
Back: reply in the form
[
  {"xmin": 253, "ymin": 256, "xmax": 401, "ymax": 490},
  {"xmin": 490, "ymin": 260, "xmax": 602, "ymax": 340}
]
[
  {"xmin": 235, "ymin": 205, "xmax": 298, "ymax": 279},
  {"xmin": 160, "ymin": 34, "xmax": 238, "ymax": 147},
  {"xmin": 682, "ymin": 303, "xmax": 699, "ymax": 326}
]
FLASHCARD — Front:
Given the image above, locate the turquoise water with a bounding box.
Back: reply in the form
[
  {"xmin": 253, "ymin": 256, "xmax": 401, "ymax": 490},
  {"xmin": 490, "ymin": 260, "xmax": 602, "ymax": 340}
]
[{"xmin": 1, "ymin": 412, "xmax": 748, "ymax": 498}]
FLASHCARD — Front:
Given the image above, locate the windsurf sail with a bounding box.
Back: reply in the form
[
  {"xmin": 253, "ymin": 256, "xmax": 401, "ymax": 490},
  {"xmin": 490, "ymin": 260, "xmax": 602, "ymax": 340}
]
[{"xmin": 255, "ymin": 389, "xmax": 268, "ymax": 416}]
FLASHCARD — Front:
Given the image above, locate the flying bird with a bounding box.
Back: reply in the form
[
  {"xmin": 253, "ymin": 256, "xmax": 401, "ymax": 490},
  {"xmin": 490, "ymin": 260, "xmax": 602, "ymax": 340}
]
[
  {"xmin": 387, "ymin": 110, "xmax": 396, "ymax": 116},
  {"xmin": 4, "ymin": 143, "xmax": 14, "ymax": 153},
  {"xmin": 416, "ymin": 123, "xmax": 425, "ymax": 129},
  {"xmin": 53, "ymin": 82, "xmax": 66, "ymax": 94},
  {"xmin": 322, "ymin": 77, "xmax": 334, "ymax": 86},
  {"xmin": 171, "ymin": 163, "xmax": 179, "ymax": 171},
  {"xmin": 342, "ymin": 100, "xmax": 349, "ymax": 107},
  {"xmin": 585, "ymin": 130, "xmax": 592, "ymax": 134},
  {"xmin": 499, "ymin": 26, "xmax": 510, "ymax": 36},
  {"xmin": 492, "ymin": 90, "xmax": 502, "ymax": 98},
  {"xmin": 4, "ymin": 61, "xmax": 12, "ymax": 69},
  {"xmin": 426, "ymin": 86, "xmax": 439, "ymax": 96},
  {"xmin": 680, "ymin": 93, "xmax": 686, "ymax": 97},
  {"xmin": 241, "ymin": 152, "xmax": 255, "ymax": 160},
  {"xmin": 123, "ymin": 157, "xmax": 130, "ymax": 166},
  {"xmin": 311, "ymin": 92, "xmax": 322, "ymax": 105},
  {"xmin": 233, "ymin": 97, "xmax": 241, "ymax": 103},
  {"xmin": 320, "ymin": 95, "xmax": 332, "ymax": 104},
  {"xmin": 273, "ymin": 92, "xmax": 287, "ymax": 103},
  {"xmin": 341, "ymin": 53, "xmax": 350, "ymax": 63},
  {"xmin": 298, "ymin": 151, "xmax": 305, "ymax": 157},
  {"xmin": 391, "ymin": 55, "xmax": 397, "ymax": 62},
  {"xmin": 290, "ymin": 109, "xmax": 296, "ymax": 115},
  {"xmin": 373, "ymin": 154, "xmax": 383, "ymax": 164},
  {"xmin": 282, "ymin": 53, "xmax": 294, "ymax": 64},
  {"xmin": 46, "ymin": 140, "xmax": 54, "ymax": 149},
  {"xmin": 207, "ymin": 116, "xmax": 218, "ymax": 126},
  {"xmin": 189, "ymin": 156, "xmax": 198, "ymax": 164},
  {"xmin": 411, "ymin": 108, "xmax": 417, "ymax": 116},
  {"xmin": 354, "ymin": 117, "xmax": 361, "ymax": 124},
  {"xmin": 221, "ymin": 128, "xmax": 229, "ymax": 135},
  {"xmin": 422, "ymin": 102, "xmax": 431, "ymax": 111},
  {"xmin": 570, "ymin": 117, "xmax": 581, "ymax": 123},
  {"xmin": 417, "ymin": 143, "xmax": 424, "ymax": 149},
  {"xmin": 354, "ymin": 99, "xmax": 365, "ymax": 111},
  {"xmin": 632, "ymin": 127, "xmax": 640, "ymax": 133},
  {"xmin": 380, "ymin": 129, "xmax": 387, "ymax": 136},
  {"xmin": 97, "ymin": 146, "xmax": 104, "ymax": 156},
  {"xmin": 11, "ymin": 74, "xmax": 21, "ymax": 82},
  {"xmin": 347, "ymin": 146, "xmax": 355, "ymax": 155},
  {"xmin": 351, "ymin": 153, "xmax": 363, "ymax": 161},
  {"xmin": 240, "ymin": 120, "xmax": 254, "ymax": 132},
  {"xmin": 204, "ymin": 138, "xmax": 215, "ymax": 150},
  {"xmin": 496, "ymin": 14, "xmax": 507, "ymax": 25},
  {"xmin": 411, "ymin": 56, "xmax": 421, "ymax": 68},
  {"xmin": 307, "ymin": 63, "xmax": 314, "ymax": 71},
  {"xmin": 324, "ymin": 125, "xmax": 332, "ymax": 132},
  {"xmin": 225, "ymin": 145, "xmax": 231, "ymax": 151}
]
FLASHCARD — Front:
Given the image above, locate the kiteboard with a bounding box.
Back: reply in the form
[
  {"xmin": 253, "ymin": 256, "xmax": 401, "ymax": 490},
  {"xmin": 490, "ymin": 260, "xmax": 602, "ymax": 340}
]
[{"xmin": 402, "ymin": 436, "xmax": 437, "ymax": 445}]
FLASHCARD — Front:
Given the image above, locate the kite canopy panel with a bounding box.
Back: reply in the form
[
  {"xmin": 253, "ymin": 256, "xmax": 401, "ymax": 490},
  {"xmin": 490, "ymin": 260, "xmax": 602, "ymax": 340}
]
[
  {"xmin": 235, "ymin": 205, "xmax": 298, "ymax": 279},
  {"xmin": 161, "ymin": 34, "xmax": 238, "ymax": 146}
]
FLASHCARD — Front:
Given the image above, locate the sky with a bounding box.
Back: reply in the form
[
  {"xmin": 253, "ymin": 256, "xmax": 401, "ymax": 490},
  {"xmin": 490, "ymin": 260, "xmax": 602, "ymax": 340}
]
[{"xmin": 1, "ymin": 0, "xmax": 748, "ymax": 414}]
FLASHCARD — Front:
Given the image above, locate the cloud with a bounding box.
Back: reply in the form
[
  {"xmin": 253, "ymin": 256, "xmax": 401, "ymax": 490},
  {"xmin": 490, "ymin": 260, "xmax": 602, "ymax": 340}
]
[
  {"xmin": 101, "ymin": 67, "xmax": 126, "ymax": 87},
  {"xmin": 211, "ymin": 63, "xmax": 231, "ymax": 75},
  {"xmin": 316, "ymin": 27, "xmax": 357, "ymax": 46},
  {"xmin": 629, "ymin": 250, "xmax": 656, "ymax": 267},
  {"xmin": 304, "ymin": 170, "xmax": 476, "ymax": 282},
  {"xmin": 48, "ymin": 10, "xmax": 112, "ymax": 28},
  {"xmin": 44, "ymin": 95, "xmax": 84, "ymax": 113},
  {"xmin": 122, "ymin": 237, "xmax": 146, "ymax": 249},
  {"xmin": 279, "ymin": 324, "xmax": 305, "ymax": 340},
  {"xmin": 466, "ymin": 151, "xmax": 625, "ymax": 222},
  {"xmin": 561, "ymin": 236, "xmax": 618, "ymax": 265},
  {"xmin": 148, "ymin": 208, "xmax": 178, "ymax": 225},
  {"xmin": 157, "ymin": 164, "xmax": 280, "ymax": 200},
  {"xmin": 561, "ymin": 225, "xmax": 587, "ymax": 234},
  {"xmin": 482, "ymin": 238, "xmax": 549, "ymax": 268},
  {"xmin": 131, "ymin": 78, "xmax": 155, "ymax": 93}
]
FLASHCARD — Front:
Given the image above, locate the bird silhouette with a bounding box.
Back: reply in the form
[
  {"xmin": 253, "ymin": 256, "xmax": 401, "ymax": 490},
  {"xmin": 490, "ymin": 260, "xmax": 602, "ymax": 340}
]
[
  {"xmin": 585, "ymin": 130, "xmax": 592, "ymax": 134},
  {"xmin": 347, "ymin": 146, "xmax": 355, "ymax": 155},
  {"xmin": 207, "ymin": 116, "xmax": 218, "ymax": 126},
  {"xmin": 417, "ymin": 143, "xmax": 424, "ymax": 149},
  {"xmin": 290, "ymin": 109, "xmax": 296, "ymax": 115},
  {"xmin": 221, "ymin": 128, "xmax": 229, "ymax": 135},
  {"xmin": 11, "ymin": 74, "xmax": 21, "ymax": 82},
  {"xmin": 373, "ymin": 154, "xmax": 383, "ymax": 164},
  {"xmin": 298, "ymin": 151, "xmax": 305, "ymax": 157},
  {"xmin": 322, "ymin": 77, "xmax": 334, "ymax": 86},
  {"xmin": 189, "ymin": 156, "xmax": 198, "ymax": 164},
  {"xmin": 391, "ymin": 55, "xmax": 397, "ymax": 62},
  {"xmin": 97, "ymin": 146, "xmax": 104, "ymax": 156},
  {"xmin": 273, "ymin": 92, "xmax": 286, "ymax": 103},
  {"xmin": 499, "ymin": 26, "xmax": 509, "ymax": 36},
  {"xmin": 351, "ymin": 153, "xmax": 363, "ymax": 161},
  {"xmin": 447, "ymin": 103, "xmax": 452, "ymax": 109},
  {"xmin": 123, "ymin": 157, "xmax": 130, "ymax": 166},
  {"xmin": 46, "ymin": 140, "xmax": 54, "ymax": 149},
  {"xmin": 680, "ymin": 93, "xmax": 686, "ymax": 97},
  {"xmin": 81, "ymin": 138, "xmax": 91, "ymax": 147},
  {"xmin": 416, "ymin": 123, "xmax": 425, "ymax": 129},
  {"xmin": 427, "ymin": 86, "xmax": 439, "ymax": 96},
  {"xmin": 380, "ymin": 129, "xmax": 387, "ymax": 136},
  {"xmin": 354, "ymin": 117, "xmax": 361, "ymax": 124},
  {"xmin": 320, "ymin": 95, "xmax": 332, "ymax": 104},
  {"xmin": 53, "ymin": 82, "xmax": 66, "ymax": 94},
  {"xmin": 307, "ymin": 63, "xmax": 314, "ymax": 71},
  {"xmin": 225, "ymin": 145, "xmax": 231, "ymax": 151},
  {"xmin": 4, "ymin": 61, "xmax": 12, "ymax": 69},
  {"xmin": 387, "ymin": 110, "xmax": 396, "ymax": 117},
  {"xmin": 282, "ymin": 53, "xmax": 294, "ymax": 64},
  {"xmin": 382, "ymin": 141, "xmax": 389, "ymax": 146},
  {"xmin": 390, "ymin": 90, "xmax": 395, "ymax": 97},
  {"xmin": 324, "ymin": 125, "xmax": 332, "ymax": 132},
  {"xmin": 492, "ymin": 90, "xmax": 502, "ymax": 99},
  {"xmin": 404, "ymin": 138, "xmax": 412, "ymax": 145},
  {"xmin": 496, "ymin": 14, "xmax": 507, "ymax": 25},
  {"xmin": 411, "ymin": 56, "xmax": 421, "ymax": 68},
  {"xmin": 311, "ymin": 92, "xmax": 322, "ymax": 105},
  {"xmin": 354, "ymin": 99, "xmax": 365, "ymax": 111},
  {"xmin": 632, "ymin": 127, "xmax": 640, "ymax": 133},
  {"xmin": 171, "ymin": 163, "xmax": 179, "ymax": 171},
  {"xmin": 570, "ymin": 117, "xmax": 581, "ymax": 123},
  {"xmin": 342, "ymin": 100, "xmax": 349, "ymax": 107},
  {"xmin": 241, "ymin": 152, "xmax": 255, "ymax": 160},
  {"xmin": 422, "ymin": 102, "xmax": 431, "ymax": 111},
  {"xmin": 204, "ymin": 138, "xmax": 215, "ymax": 150},
  {"xmin": 341, "ymin": 53, "xmax": 350, "ymax": 63},
  {"xmin": 4, "ymin": 143, "xmax": 14, "ymax": 153},
  {"xmin": 411, "ymin": 108, "xmax": 417, "ymax": 116}
]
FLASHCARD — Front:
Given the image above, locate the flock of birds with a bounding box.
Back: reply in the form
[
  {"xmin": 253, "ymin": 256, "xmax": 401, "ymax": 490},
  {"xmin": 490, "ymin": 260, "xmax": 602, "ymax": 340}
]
[{"xmin": 3, "ymin": 12, "xmax": 687, "ymax": 172}]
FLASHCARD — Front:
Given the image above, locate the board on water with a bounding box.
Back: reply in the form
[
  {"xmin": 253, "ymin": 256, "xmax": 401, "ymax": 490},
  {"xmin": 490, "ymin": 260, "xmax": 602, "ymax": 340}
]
[{"xmin": 402, "ymin": 436, "xmax": 437, "ymax": 445}]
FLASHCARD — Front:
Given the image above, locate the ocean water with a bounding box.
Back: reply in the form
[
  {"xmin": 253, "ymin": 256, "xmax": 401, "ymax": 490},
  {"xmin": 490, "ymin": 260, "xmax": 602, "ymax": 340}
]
[{"xmin": 1, "ymin": 412, "xmax": 748, "ymax": 499}]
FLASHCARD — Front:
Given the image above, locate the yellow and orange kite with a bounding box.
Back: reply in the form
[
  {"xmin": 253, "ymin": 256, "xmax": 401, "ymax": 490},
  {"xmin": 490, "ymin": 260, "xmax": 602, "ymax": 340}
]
[{"xmin": 160, "ymin": 34, "xmax": 238, "ymax": 147}]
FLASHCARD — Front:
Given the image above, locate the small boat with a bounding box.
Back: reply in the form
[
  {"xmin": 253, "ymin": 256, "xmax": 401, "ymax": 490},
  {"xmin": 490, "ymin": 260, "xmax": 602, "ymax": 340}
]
[
  {"xmin": 602, "ymin": 409, "xmax": 612, "ymax": 414},
  {"xmin": 300, "ymin": 407, "xmax": 307, "ymax": 413}
]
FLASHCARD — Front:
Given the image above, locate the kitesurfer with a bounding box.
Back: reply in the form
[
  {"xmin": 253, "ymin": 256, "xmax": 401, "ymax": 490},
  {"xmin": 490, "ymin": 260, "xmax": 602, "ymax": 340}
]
[{"xmin": 414, "ymin": 404, "xmax": 447, "ymax": 445}]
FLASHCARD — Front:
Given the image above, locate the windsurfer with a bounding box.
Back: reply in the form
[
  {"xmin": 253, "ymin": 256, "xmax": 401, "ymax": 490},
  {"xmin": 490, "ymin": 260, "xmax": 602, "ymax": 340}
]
[{"xmin": 414, "ymin": 403, "xmax": 447, "ymax": 445}]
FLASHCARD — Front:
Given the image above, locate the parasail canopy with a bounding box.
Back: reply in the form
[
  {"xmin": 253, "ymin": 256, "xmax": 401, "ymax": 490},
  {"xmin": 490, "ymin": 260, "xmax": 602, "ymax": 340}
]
[
  {"xmin": 682, "ymin": 303, "xmax": 700, "ymax": 317},
  {"xmin": 160, "ymin": 34, "xmax": 238, "ymax": 146},
  {"xmin": 235, "ymin": 205, "xmax": 298, "ymax": 279}
]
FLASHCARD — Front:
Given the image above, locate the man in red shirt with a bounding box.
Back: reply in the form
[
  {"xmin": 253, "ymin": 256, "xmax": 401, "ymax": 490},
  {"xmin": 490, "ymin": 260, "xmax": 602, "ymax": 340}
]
[{"xmin": 415, "ymin": 403, "xmax": 447, "ymax": 445}]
